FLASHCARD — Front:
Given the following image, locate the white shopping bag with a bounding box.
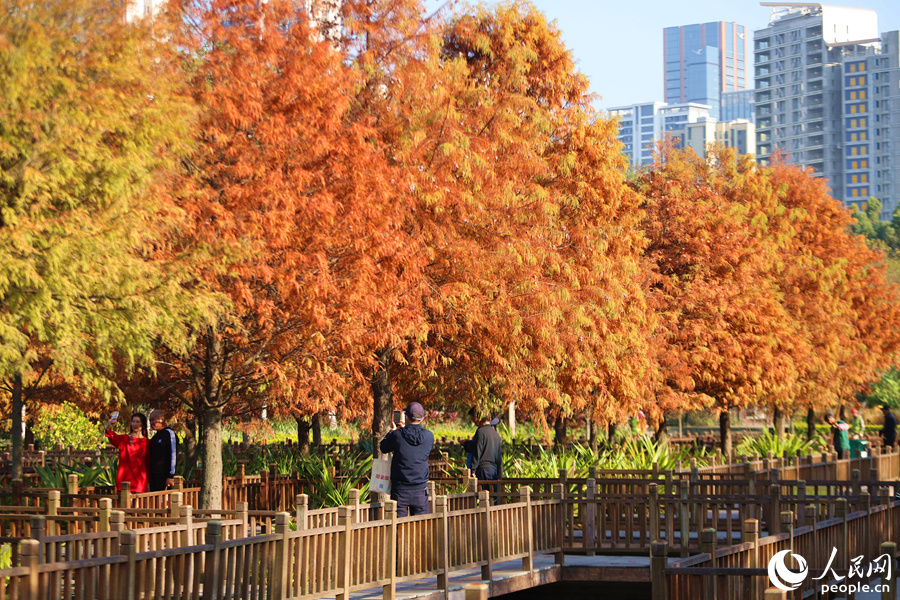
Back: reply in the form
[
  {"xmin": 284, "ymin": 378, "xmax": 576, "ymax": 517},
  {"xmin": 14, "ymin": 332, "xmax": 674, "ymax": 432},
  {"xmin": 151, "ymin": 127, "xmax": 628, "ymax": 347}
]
[{"xmin": 370, "ymin": 456, "xmax": 392, "ymax": 495}]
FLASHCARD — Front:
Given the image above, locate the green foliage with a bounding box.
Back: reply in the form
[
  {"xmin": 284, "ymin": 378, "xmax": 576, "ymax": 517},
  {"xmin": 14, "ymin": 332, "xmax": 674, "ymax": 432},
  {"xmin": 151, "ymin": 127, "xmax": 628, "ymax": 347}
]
[
  {"xmin": 735, "ymin": 430, "xmax": 826, "ymax": 458},
  {"xmin": 0, "ymin": 544, "xmax": 10, "ymax": 569},
  {"xmin": 305, "ymin": 455, "xmax": 372, "ymax": 509},
  {"xmin": 858, "ymin": 368, "xmax": 900, "ymax": 410},
  {"xmin": 31, "ymin": 454, "xmax": 116, "ymax": 489},
  {"xmin": 32, "ymin": 402, "xmax": 105, "ymax": 451},
  {"xmin": 502, "ymin": 438, "xmax": 708, "ymax": 478},
  {"xmin": 0, "ymin": 0, "xmax": 219, "ymax": 398}
]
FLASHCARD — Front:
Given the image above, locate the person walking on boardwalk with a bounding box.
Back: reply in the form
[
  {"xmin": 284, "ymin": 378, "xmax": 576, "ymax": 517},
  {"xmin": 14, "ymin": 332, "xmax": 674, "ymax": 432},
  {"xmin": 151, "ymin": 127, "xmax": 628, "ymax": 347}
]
[
  {"xmin": 379, "ymin": 402, "xmax": 434, "ymax": 517},
  {"xmin": 881, "ymin": 405, "xmax": 897, "ymax": 448},
  {"xmin": 148, "ymin": 409, "xmax": 178, "ymax": 492},
  {"xmin": 463, "ymin": 408, "xmax": 503, "ymax": 483},
  {"xmin": 825, "ymin": 412, "xmax": 850, "ymax": 460},
  {"xmin": 104, "ymin": 412, "xmax": 150, "ymax": 493}
]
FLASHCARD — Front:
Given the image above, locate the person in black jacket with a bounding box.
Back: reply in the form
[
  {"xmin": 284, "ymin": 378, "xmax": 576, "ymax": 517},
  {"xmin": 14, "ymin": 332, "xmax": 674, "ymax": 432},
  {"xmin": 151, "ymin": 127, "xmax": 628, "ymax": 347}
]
[
  {"xmin": 148, "ymin": 410, "xmax": 178, "ymax": 492},
  {"xmin": 379, "ymin": 402, "xmax": 434, "ymax": 517},
  {"xmin": 881, "ymin": 406, "xmax": 897, "ymax": 448},
  {"xmin": 464, "ymin": 408, "xmax": 503, "ymax": 483}
]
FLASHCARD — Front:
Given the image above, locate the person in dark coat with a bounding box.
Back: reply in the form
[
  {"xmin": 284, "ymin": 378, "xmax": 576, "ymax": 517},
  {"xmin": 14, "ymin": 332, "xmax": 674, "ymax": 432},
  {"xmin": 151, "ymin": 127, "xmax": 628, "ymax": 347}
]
[
  {"xmin": 379, "ymin": 402, "xmax": 435, "ymax": 517},
  {"xmin": 148, "ymin": 410, "xmax": 177, "ymax": 492},
  {"xmin": 463, "ymin": 408, "xmax": 503, "ymax": 482},
  {"xmin": 881, "ymin": 406, "xmax": 897, "ymax": 448}
]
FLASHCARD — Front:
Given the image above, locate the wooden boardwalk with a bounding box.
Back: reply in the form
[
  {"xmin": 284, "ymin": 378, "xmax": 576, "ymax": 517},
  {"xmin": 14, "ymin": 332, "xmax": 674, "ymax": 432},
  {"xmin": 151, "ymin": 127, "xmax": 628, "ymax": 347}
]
[{"xmin": 0, "ymin": 450, "xmax": 899, "ymax": 599}]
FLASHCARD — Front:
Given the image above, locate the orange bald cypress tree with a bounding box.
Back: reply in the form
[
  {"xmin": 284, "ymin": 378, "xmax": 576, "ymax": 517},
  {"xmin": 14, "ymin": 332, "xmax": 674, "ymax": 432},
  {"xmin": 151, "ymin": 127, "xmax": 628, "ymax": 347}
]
[
  {"xmin": 636, "ymin": 147, "xmax": 802, "ymax": 456},
  {"xmin": 352, "ymin": 0, "xmax": 652, "ymax": 432},
  {"xmin": 160, "ymin": 0, "xmax": 424, "ymax": 508},
  {"xmin": 766, "ymin": 158, "xmax": 900, "ymax": 422}
]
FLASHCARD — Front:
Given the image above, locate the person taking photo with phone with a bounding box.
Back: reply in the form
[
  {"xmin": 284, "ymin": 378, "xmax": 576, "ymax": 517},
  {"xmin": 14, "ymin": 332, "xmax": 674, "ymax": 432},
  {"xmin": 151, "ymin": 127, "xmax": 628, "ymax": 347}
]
[
  {"xmin": 379, "ymin": 402, "xmax": 434, "ymax": 517},
  {"xmin": 104, "ymin": 411, "xmax": 150, "ymax": 493}
]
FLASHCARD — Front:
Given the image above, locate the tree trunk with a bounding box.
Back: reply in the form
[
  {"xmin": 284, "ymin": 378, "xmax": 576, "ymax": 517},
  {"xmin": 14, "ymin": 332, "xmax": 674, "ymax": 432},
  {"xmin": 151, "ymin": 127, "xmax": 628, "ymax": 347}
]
[
  {"xmin": 839, "ymin": 404, "xmax": 847, "ymax": 422},
  {"xmin": 183, "ymin": 419, "xmax": 199, "ymax": 479},
  {"xmin": 719, "ymin": 409, "xmax": 732, "ymax": 460},
  {"xmin": 296, "ymin": 416, "xmax": 311, "ymax": 457},
  {"xmin": 607, "ymin": 422, "xmax": 617, "ymax": 448},
  {"xmin": 587, "ymin": 414, "xmax": 598, "ymax": 453},
  {"xmin": 11, "ymin": 373, "xmax": 24, "ymax": 481},
  {"xmin": 199, "ymin": 404, "xmax": 223, "ymax": 510},
  {"xmin": 773, "ymin": 406, "xmax": 786, "ymax": 440},
  {"xmin": 371, "ymin": 347, "xmax": 393, "ymax": 458},
  {"xmin": 508, "ymin": 402, "xmax": 516, "ymax": 438},
  {"xmin": 554, "ymin": 415, "xmax": 567, "ymax": 451},
  {"xmin": 656, "ymin": 418, "xmax": 669, "ymax": 447},
  {"xmin": 312, "ymin": 413, "xmax": 322, "ymax": 446},
  {"xmin": 806, "ymin": 407, "xmax": 816, "ymax": 442}
]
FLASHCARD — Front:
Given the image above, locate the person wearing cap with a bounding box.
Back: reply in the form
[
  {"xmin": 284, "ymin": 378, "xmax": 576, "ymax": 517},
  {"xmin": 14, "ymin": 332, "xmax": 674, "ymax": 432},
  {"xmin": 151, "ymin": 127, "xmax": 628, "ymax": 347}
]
[
  {"xmin": 849, "ymin": 408, "xmax": 865, "ymax": 438},
  {"xmin": 881, "ymin": 406, "xmax": 897, "ymax": 448},
  {"xmin": 379, "ymin": 402, "xmax": 435, "ymax": 517},
  {"xmin": 825, "ymin": 412, "xmax": 850, "ymax": 459}
]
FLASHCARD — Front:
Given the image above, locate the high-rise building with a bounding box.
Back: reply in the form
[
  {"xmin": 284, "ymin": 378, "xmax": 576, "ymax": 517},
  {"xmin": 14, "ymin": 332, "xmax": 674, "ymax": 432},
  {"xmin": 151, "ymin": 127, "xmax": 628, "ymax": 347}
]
[
  {"xmin": 664, "ymin": 22, "xmax": 751, "ymax": 119},
  {"xmin": 754, "ymin": 4, "xmax": 900, "ymax": 217},
  {"xmin": 609, "ymin": 102, "xmax": 713, "ymax": 166}
]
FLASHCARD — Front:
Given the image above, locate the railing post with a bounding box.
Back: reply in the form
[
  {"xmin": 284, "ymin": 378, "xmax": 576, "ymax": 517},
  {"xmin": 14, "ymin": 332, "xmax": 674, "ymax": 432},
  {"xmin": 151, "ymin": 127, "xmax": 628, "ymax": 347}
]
[
  {"xmin": 796, "ymin": 481, "xmax": 806, "ymax": 528},
  {"xmin": 295, "ymin": 494, "xmax": 308, "ymax": 530},
  {"xmin": 649, "ymin": 483, "xmax": 660, "ymax": 544},
  {"xmin": 768, "ymin": 485, "xmax": 781, "ymax": 536},
  {"xmin": 650, "ymin": 541, "xmax": 667, "ymax": 600},
  {"xmin": 780, "ymin": 511, "xmax": 793, "ymax": 554},
  {"xmin": 679, "ymin": 485, "xmax": 690, "ymax": 557},
  {"xmin": 174, "ymin": 475, "xmax": 184, "ymax": 491},
  {"xmin": 383, "ymin": 500, "xmax": 398, "ymax": 600},
  {"xmin": 585, "ymin": 478, "xmax": 596, "ymax": 555},
  {"xmin": 880, "ymin": 541, "xmax": 896, "ymax": 600},
  {"xmin": 67, "ymin": 473, "xmax": 78, "ymax": 496},
  {"xmin": 20, "ymin": 539, "xmax": 39, "ymax": 600},
  {"xmin": 520, "ymin": 486, "xmax": 533, "ymax": 572},
  {"xmin": 118, "ymin": 530, "xmax": 137, "ymax": 600},
  {"xmin": 202, "ymin": 521, "xmax": 222, "ymax": 600},
  {"xmin": 427, "ymin": 480, "xmax": 436, "ymax": 511},
  {"xmin": 743, "ymin": 519, "xmax": 759, "ymax": 599},
  {"xmin": 270, "ymin": 512, "xmax": 290, "ymax": 600},
  {"xmin": 236, "ymin": 501, "xmax": 249, "ymax": 538},
  {"xmin": 436, "ymin": 495, "xmax": 450, "ymax": 596},
  {"xmin": 552, "ymin": 483, "xmax": 565, "ymax": 566},
  {"xmin": 836, "ymin": 498, "xmax": 848, "ymax": 572},
  {"xmin": 169, "ymin": 492, "xmax": 182, "ymax": 519},
  {"xmin": 861, "ymin": 491, "xmax": 872, "ymax": 557},
  {"xmin": 478, "ymin": 490, "xmax": 493, "ymax": 584},
  {"xmin": 348, "ymin": 489, "xmax": 360, "ymax": 524},
  {"xmin": 179, "ymin": 505, "xmax": 194, "ymax": 547},
  {"xmin": 464, "ymin": 582, "xmax": 488, "ymax": 600},
  {"xmin": 119, "ymin": 481, "xmax": 131, "ymax": 510},
  {"xmin": 28, "ymin": 516, "xmax": 45, "ymax": 565},
  {"xmin": 700, "ymin": 528, "xmax": 716, "ymax": 600},
  {"xmin": 764, "ymin": 587, "xmax": 786, "ymax": 599},
  {"xmin": 99, "ymin": 498, "xmax": 112, "ymax": 532},
  {"xmin": 336, "ymin": 506, "xmax": 352, "ymax": 600}
]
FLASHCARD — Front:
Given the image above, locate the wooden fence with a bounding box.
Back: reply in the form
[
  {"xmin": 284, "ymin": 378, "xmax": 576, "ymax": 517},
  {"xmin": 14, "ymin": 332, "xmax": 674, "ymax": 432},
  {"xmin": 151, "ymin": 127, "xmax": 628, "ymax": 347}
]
[{"xmin": 656, "ymin": 498, "xmax": 900, "ymax": 600}]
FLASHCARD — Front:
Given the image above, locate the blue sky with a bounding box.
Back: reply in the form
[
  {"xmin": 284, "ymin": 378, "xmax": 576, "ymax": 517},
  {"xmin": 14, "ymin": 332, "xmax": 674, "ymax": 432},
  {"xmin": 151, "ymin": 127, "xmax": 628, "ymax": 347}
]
[{"xmin": 429, "ymin": 1, "xmax": 900, "ymax": 111}]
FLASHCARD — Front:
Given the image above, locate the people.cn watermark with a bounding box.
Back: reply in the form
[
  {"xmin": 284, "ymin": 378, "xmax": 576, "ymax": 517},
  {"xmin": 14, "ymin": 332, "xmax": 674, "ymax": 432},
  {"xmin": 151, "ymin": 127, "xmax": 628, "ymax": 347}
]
[{"xmin": 767, "ymin": 548, "xmax": 893, "ymax": 593}]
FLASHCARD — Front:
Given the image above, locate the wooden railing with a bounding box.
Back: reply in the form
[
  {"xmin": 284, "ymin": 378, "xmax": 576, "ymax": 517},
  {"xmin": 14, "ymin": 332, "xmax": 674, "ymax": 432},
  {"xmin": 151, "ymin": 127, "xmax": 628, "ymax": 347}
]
[
  {"xmin": 0, "ymin": 487, "xmax": 562, "ymax": 600},
  {"xmin": 656, "ymin": 498, "xmax": 900, "ymax": 600}
]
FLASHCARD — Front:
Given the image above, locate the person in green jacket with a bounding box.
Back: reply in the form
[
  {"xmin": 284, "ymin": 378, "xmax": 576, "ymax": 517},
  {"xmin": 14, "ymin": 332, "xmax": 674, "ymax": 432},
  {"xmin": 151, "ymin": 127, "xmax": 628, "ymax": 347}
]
[
  {"xmin": 849, "ymin": 408, "xmax": 865, "ymax": 438},
  {"xmin": 826, "ymin": 412, "xmax": 850, "ymax": 459}
]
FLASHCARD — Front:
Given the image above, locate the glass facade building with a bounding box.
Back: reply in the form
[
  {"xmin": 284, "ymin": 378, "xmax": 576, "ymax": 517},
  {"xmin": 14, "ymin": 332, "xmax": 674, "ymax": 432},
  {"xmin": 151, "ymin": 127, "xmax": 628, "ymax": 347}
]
[{"xmin": 664, "ymin": 22, "xmax": 751, "ymax": 119}]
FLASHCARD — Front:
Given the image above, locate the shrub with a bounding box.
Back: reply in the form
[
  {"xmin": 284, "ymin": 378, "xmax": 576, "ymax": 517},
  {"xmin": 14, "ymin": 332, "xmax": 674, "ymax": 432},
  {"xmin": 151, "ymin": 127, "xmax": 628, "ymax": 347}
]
[{"xmin": 32, "ymin": 402, "xmax": 105, "ymax": 451}]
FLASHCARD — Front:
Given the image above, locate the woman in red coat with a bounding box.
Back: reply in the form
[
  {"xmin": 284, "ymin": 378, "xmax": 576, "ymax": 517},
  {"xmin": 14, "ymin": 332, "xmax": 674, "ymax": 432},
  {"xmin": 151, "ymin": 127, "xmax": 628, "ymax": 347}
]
[{"xmin": 105, "ymin": 413, "xmax": 150, "ymax": 493}]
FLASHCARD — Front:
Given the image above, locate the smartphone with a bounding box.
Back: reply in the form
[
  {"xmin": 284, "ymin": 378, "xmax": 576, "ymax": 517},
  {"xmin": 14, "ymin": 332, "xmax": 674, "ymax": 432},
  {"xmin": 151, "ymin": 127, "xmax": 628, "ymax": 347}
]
[
  {"xmin": 393, "ymin": 410, "xmax": 403, "ymax": 426},
  {"xmin": 110, "ymin": 411, "xmax": 119, "ymax": 423}
]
